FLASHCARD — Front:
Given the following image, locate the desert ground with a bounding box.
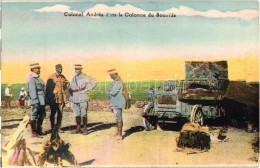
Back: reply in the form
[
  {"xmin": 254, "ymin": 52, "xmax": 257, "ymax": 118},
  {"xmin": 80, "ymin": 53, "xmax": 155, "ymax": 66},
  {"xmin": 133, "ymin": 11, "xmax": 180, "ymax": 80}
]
[{"xmin": 1, "ymin": 106, "xmax": 259, "ymax": 167}]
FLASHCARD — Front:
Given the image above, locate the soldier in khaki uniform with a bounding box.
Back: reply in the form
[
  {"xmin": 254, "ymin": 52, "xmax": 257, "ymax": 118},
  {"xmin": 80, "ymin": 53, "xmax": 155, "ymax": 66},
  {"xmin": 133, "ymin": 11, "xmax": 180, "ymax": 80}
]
[
  {"xmin": 107, "ymin": 69, "xmax": 126, "ymax": 140},
  {"xmin": 69, "ymin": 64, "xmax": 96, "ymax": 134},
  {"xmin": 46, "ymin": 64, "xmax": 69, "ymax": 132},
  {"xmin": 27, "ymin": 63, "xmax": 46, "ymax": 137}
]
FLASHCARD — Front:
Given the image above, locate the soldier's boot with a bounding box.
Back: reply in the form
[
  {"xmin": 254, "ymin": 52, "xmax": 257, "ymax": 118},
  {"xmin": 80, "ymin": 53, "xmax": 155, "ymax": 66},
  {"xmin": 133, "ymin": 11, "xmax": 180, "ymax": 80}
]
[
  {"xmin": 30, "ymin": 120, "xmax": 42, "ymax": 138},
  {"xmin": 36, "ymin": 117, "xmax": 46, "ymax": 135},
  {"xmin": 115, "ymin": 121, "xmax": 123, "ymax": 140},
  {"xmin": 71, "ymin": 117, "xmax": 83, "ymax": 134},
  {"xmin": 56, "ymin": 115, "xmax": 64, "ymax": 133},
  {"xmin": 82, "ymin": 117, "xmax": 88, "ymax": 135},
  {"xmin": 111, "ymin": 121, "xmax": 119, "ymax": 138}
]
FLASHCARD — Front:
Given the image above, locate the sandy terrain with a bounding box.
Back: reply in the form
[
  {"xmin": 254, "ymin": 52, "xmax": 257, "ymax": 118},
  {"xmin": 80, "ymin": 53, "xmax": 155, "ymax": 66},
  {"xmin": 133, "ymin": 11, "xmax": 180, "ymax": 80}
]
[{"xmin": 1, "ymin": 107, "xmax": 259, "ymax": 167}]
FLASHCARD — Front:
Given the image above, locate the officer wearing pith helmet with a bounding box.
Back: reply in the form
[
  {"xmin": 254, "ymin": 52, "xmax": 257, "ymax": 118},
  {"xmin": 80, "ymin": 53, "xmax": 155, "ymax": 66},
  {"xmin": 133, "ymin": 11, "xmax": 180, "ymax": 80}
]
[
  {"xmin": 26, "ymin": 63, "xmax": 46, "ymax": 137},
  {"xmin": 69, "ymin": 64, "xmax": 96, "ymax": 134}
]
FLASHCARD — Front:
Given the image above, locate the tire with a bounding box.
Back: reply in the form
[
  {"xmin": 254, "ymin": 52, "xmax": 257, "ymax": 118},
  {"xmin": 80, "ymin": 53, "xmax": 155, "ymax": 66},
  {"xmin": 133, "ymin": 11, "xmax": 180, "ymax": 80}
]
[
  {"xmin": 143, "ymin": 117, "xmax": 156, "ymax": 131},
  {"xmin": 190, "ymin": 105, "xmax": 204, "ymax": 126}
]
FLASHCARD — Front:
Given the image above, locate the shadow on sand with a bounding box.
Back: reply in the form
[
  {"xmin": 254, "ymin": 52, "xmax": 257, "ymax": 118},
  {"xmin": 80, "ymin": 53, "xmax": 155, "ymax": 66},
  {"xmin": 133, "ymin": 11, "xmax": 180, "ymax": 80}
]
[
  {"xmin": 45, "ymin": 122, "xmax": 116, "ymax": 135},
  {"xmin": 123, "ymin": 126, "xmax": 145, "ymax": 139},
  {"xmin": 2, "ymin": 124, "xmax": 19, "ymax": 129},
  {"xmin": 78, "ymin": 159, "xmax": 95, "ymax": 166},
  {"xmin": 2, "ymin": 118, "xmax": 23, "ymax": 123}
]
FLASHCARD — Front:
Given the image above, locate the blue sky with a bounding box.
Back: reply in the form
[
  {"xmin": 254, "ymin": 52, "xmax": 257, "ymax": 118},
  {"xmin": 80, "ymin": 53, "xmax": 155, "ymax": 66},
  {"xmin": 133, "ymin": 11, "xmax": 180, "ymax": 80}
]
[{"xmin": 2, "ymin": 1, "xmax": 259, "ymax": 62}]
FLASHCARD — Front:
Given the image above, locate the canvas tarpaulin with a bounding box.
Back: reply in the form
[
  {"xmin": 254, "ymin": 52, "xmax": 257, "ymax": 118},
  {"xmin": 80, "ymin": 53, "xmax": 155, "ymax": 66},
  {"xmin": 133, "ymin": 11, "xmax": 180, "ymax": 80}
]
[{"xmin": 224, "ymin": 81, "xmax": 259, "ymax": 107}]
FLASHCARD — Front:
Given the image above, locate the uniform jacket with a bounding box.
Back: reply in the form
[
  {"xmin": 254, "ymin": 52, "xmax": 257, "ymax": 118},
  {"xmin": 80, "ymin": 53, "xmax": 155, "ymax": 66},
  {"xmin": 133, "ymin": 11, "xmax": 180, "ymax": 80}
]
[
  {"xmin": 26, "ymin": 72, "xmax": 45, "ymax": 105},
  {"xmin": 46, "ymin": 73, "xmax": 69, "ymax": 104},
  {"xmin": 69, "ymin": 73, "xmax": 96, "ymax": 103},
  {"xmin": 109, "ymin": 80, "xmax": 125, "ymax": 109}
]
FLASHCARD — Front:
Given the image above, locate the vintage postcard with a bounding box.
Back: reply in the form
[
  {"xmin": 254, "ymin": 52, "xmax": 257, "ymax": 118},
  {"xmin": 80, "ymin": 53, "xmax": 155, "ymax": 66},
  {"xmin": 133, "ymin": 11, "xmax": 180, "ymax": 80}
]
[{"xmin": 0, "ymin": 0, "xmax": 259, "ymax": 167}]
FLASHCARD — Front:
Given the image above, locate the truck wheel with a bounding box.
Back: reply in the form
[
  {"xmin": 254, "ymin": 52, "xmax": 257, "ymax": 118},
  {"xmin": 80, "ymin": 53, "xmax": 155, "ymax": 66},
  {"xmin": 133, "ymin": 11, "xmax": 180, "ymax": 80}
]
[
  {"xmin": 143, "ymin": 118, "xmax": 156, "ymax": 131},
  {"xmin": 190, "ymin": 105, "xmax": 204, "ymax": 126}
]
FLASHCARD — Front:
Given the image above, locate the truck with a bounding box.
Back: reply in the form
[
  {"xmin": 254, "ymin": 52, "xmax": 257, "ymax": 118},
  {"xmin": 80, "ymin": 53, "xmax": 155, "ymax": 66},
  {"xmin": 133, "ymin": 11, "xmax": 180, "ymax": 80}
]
[{"xmin": 142, "ymin": 61, "xmax": 259, "ymax": 130}]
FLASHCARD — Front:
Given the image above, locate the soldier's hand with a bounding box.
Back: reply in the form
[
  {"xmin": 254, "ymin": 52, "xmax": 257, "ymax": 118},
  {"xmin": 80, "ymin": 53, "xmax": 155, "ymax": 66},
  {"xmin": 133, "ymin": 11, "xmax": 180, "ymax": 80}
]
[
  {"xmin": 34, "ymin": 103, "xmax": 40, "ymax": 108},
  {"xmin": 110, "ymin": 107, "xmax": 114, "ymax": 113},
  {"xmin": 69, "ymin": 88, "xmax": 73, "ymax": 96}
]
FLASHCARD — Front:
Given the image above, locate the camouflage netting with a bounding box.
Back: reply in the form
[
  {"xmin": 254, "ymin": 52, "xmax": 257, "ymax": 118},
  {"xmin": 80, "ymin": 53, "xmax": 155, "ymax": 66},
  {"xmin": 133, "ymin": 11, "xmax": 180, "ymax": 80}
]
[
  {"xmin": 178, "ymin": 61, "xmax": 230, "ymax": 102},
  {"xmin": 185, "ymin": 61, "xmax": 228, "ymax": 80},
  {"xmin": 176, "ymin": 123, "xmax": 211, "ymax": 152}
]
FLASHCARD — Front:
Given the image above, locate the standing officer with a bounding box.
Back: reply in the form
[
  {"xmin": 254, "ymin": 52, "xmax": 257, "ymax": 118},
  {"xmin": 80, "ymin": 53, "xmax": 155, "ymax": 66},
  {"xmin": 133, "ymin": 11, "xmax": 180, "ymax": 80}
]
[
  {"xmin": 26, "ymin": 63, "xmax": 46, "ymax": 137},
  {"xmin": 69, "ymin": 64, "xmax": 96, "ymax": 134},
  {"xmin": 46, "ymin": 64, "xmax": 69, "ymax": 133},
  {"xmin": 107, "ymin": 69, "xmax": 126, "ymax": 140}
]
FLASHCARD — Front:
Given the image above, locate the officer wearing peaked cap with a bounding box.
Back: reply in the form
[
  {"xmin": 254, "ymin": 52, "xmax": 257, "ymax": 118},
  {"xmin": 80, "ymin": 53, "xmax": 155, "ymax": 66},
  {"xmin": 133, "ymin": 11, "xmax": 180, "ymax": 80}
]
[
  {"xmin": 26, "ymin": 63, "xmax": 46, "ymax": 137},
  {"xmin": 69, "ymin": 64, "xmax": 96, "ymax": 134}
]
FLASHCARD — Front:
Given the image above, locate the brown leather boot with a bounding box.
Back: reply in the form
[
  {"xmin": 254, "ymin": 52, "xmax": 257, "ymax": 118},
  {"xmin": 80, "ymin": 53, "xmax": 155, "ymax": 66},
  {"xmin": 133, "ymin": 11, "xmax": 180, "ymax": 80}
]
[
  {"xmin": 71, "ymin": 117, "xmax": 83, "ymax": 134},
  {"xmin": 115, "ymin": 121, "xmax": 123, "ymax": 140},
  {"xmin": 111, "ymin": 121, "xmax": 119, "ymax": 138},
  {"xmin": 82, "ymin": 117, "xmax": 88, "ymax": 135},
  {"xmin": 30, "ymin": 120, "xmax": 42, "ymax": 138}
]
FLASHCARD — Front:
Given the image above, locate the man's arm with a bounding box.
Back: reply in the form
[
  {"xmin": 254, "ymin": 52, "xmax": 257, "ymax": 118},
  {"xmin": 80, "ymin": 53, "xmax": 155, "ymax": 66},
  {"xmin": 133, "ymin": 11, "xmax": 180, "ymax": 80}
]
[
  {"xmin": 28, "ymin": 78, "xmax": 39, "ymax": 105},
  {"xmin": 84, "ymin": 76, "xmax": 96, "ymax": 92},
  {"xmin": 62, "ymin": 75, "xmax": 70, "ymax": 90},
  {"xmin": 109, "ymin": 81, "xmax": 122, "ymax": 97}
]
